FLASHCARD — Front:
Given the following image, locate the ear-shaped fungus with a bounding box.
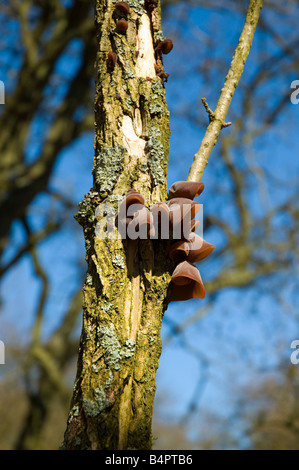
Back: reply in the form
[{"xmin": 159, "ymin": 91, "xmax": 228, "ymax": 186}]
[
  {"xmin": 167, "ymin": 180, "xmax": 214, "ymax": 301},
  {"xmin": 115, "ymin": 18, "xmax": 128, "ymax": 33},
  {"xmin": 127, "ymin": 206, "xmax": 154, "ymax": 239},
  {"xmin": 119, "ymin": 190, "xmax": 144, "ymax": 215},
  {"xmin": 151, "ymin": 202, "xmax": 170, "ymax": 221},
  {"xmin": 169, "ymin": 261, "xmax": 205, "ymax": 301},
  {"xmin": 186, "ymin": 233, "xmax": 215, "ymax": 263},
  {"xmin": 118, "ymin": 190, "xmax": 145, "ymax": 238},
  {"xmin": 190, "ymin": 218, "xmax": 199, "ymax": 233},
  {"xmin": 167, "ymin": 198, "xmax": 201, "ymax": 227},
  {"xmin": 151, "ymin": 202, "xmax": 170, "ymax": 239},
  {"xmin": 168, "ymin": 181, "xmax": 205, "ymax": 200},
  {"xmin": 168, "ymin": 240, "xmax": 189, "ymax": 263},
  {"xmin": 155, "ymin": 39, "xmax": 174, "ymax": 55},
  {"xmin": 115, "ymin": 2, "xmax": 131, "ymax": 15}
]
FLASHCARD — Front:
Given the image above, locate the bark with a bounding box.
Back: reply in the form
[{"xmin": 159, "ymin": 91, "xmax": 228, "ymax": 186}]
[{"xmin": 63, "ymin": 0, "xmax": 173, "ymax": 450}]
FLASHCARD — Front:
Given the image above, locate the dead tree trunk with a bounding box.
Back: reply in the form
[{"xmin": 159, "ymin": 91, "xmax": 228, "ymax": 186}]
[{"xmin": 63, "ymin": 0, "xmax": 172, "ymax": 450}]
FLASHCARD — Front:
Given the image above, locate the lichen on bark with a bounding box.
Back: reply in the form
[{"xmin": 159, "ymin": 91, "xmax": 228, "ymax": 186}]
[{"xmin": 63, "ymin": 0, "xmax": 173, "ymax": 450}]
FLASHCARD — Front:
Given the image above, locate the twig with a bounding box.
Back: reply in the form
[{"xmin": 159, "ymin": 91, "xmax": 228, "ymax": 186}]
[
  {"xmin": 201, "ymin": 97, "xmax": 232, "ymax": 128},
  {"xmin": 0, "ymin": 220, "xmax": 60, "ymax": 278},
  {"xmin": 21, "ymin": 217, "xmax": 49, "ymax": 345},
  {"xmin": 187, "ymin": 0, "xmax": 263, "ymax": 182}
]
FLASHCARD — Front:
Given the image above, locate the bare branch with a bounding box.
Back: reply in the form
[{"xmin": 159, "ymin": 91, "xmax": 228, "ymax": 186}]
[{"xmin": 187, "ymin": 0, "xmax": 264, "ymax": 182}]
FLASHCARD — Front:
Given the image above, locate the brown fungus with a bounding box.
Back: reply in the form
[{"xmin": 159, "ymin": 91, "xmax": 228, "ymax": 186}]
[
  {"xmin": 167, "ymin": 197, "xmax": 201, "ymax": 229},
  {"xmin": 168, "ymin": 181, "xmax": 205, "ymax": 200},
  {"xmin": 120, "ymin": 190, "xmax": 145, "ymax": 210},
  {"xmin": 127, "ymin": 207, "xmax": 154, "ymax": 239},
  {"xmin": 151, "ymin": 202, "xmax": 170, "ymax": 223},
  {"xmin": 154, "ymin": 64, "xmax": 170, "ymax": 82},
  {"xmin": 116, "ymin": 18, "xmax": 128, "ymax": 33},
  {"xmin": 115, "ymin": 2, "xmax": 130, "ymax": 15},
  {"xmin": 155, "ymin": 39, "xmax": 173, "ymax": 55},
  {"xmin": 190, "ymin": 218, "xmax": 200, "ymax": 233},
  {"xmin": 168, "ymin": 240, "xmax": 189, "ymax": 263},
  {"xmin": 118, "ymin": 190, "xmax": 145, "ymax": 238},
  {"xmin": 169, "ymin": 261, "xmax": 205, "ymax": 301},
  {"xmin": 107, "ymin": 51, "xmax": 118, "ymax": 71},
  {"xmin": 186, "ymin": 233, "xmax": 215, "ymax": 263}
]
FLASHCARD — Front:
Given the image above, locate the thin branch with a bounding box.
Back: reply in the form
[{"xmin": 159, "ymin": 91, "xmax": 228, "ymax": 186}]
[
  {"xmin": 0, "ymin": 219, "xmax": 60, "ymax": 278},
  {"xmin": 21, "ymin": 217, "xmax": 49, "ymax": 345},
  {"xmin": 187, "ymin": 0, "xmax": 263, "ymax": 182}
]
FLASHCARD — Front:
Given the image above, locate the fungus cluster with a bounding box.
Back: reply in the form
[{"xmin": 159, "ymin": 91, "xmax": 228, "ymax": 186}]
[
  {"xmin": 167, "ymin": 181, "xmax": 215, "ymax": 302},
  {"xmin": 106, "ymin": 1, "xmax": 174, "ymax": 82},
  {"xmin": 115, "ymin": 2, "xmax": 130, "ymax": 33},
  {"xmin": 118, "ymin": 189, "xmax": 154, "ymax": 240},
  {"xmin": 118, "ymin": 182, "xmax": 215, "ymax": 302}
]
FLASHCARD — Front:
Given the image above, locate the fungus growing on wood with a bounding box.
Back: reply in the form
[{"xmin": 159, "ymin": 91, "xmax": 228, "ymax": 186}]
[
  {"xmin": 125, "ymin": 189, "xmax": 145, "ymax": 203},
  {"xmin": 118, "ymin": 190, "xmax": 145, "ymax": 238},
  {"xmin": 169, "ymin": 234, "xmax": 215, "ymax": 264},
  {"xmin": 154, "ymin": 64, "xmax": 170, "ymax": 82},
  {"xmin": 107, "ymin": 51, "xmax": 118, "ymax": 71},
  {"xmin": 187, "ymin": 233, "xmax": 215, "ymax": 263},
  {"xmin": 151, "ymin": 202, "xmax": 170, "ymax": 220},
  {"xmin": 167, "ymin": 180, "xmax": 214, "ymax": 301},
  {"xmin": 168, "ymin": 240, "xmax": 189, "ymax": 263},
  {"xmin": 115, "ymin": 18, "xmax": 128, "ymax": 33},
  {"xmin": 167, "ymin": 197, "xmax": 201, "ymax": 230},
  {"xmin": 127, "ymin": 206, "xmax": 154, "ymax": 239},
  {"xmin": 168, "ymin": 181, "xmax": 205, "ymax": 200},
  {"xmin": 169, "ymin": 261, "xmax": 205, "ymax": 301},
  {"xmin": 151, "ymin": 202, "xmax": 170, "ymax": 238},
  {"xmin": 115, "ymin": 2, "xmax": 130, "ymax": 15},
  {"xmin": 117, "ymin": 184, "xmax": 214, "ymax": 300},
  {"xmin": 190, "ymin": 218, "xmax": 199, "ymax": 233},
  {"xmin": 155, "ymin": 39, "xmax": 173, "ymax": 55}
]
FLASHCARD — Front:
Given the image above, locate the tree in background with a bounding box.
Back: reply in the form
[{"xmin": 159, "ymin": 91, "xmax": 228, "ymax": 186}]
[{"xmin": 0, "ymin": 0, "xmax": 298, "ymax": 450}]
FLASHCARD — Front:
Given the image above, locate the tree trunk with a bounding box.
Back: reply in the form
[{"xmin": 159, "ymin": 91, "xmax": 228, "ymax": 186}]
[{"xmin": 63, "ymin": 0, "xmax": 173, "ymax": 450}]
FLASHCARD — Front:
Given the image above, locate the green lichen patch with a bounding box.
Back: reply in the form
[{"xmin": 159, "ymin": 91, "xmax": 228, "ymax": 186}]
[
  {"xmin": 101, "ymin": 301, "xmax": 114, "ymax": 315},
  {"xmin": 126, "ymin": 0, "xmax": 145, "ymax": 15},
  {"xmin": 108, "ymin": 194, "xmax": 124, "ymax": 203},
  {"xmin": 112, "ymin": 254, "xmax": 126, "ymax": 269},
  {"xmin": 149, "ymin": 80, "xmax": 165, "ymax": 116},
  {"xmin": 93, "ymin": 146, "xmax": 126, "ymax": 194},
  {"xmin": 146, "ymin": 136, "xmax": 165, "ymax": 186},
  {"xmin": 155, "ymin": 30, "xmax": 165, "ymax": 41},
  {"xmin": 149, "ymin": 126, "xmax": 161, "ymax": 138},
  {"xmin": 75, "ymin": 198, "xmax": 95, "ymax": 226},
  {"xmin": 149, "ymin": 102, "xmax": 164, "ymax": 116},
  {"xmin": 123, "ymin": 67, "xmax": 135, "ymax": 80},
  {"xmin": 83, "ymin": 386, "xmax": 112, "ymax": 417},
  {"xmin": 97, "ymin": 324, "xmax": 135, "ymax": 371},
  {"xmin": 86, "ymin": 273, "xmax": 93, "ymax": 286},
  {"xmin": 151, "ymin": 79, "xmax": 165, "ymax": 98}
]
